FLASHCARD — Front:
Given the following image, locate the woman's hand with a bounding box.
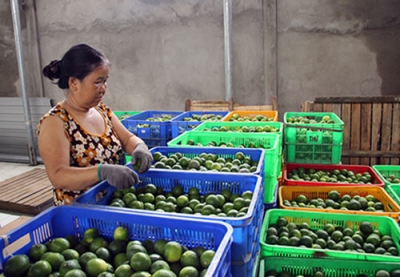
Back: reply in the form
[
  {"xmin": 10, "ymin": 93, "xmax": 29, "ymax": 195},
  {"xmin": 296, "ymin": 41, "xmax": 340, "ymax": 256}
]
[
  {"xmin": 99, "ymin": 164, "xmax": 139, "ymax": 189},
  {"xmin": 131, "ymin": 143, "xmax": 153, "ymax": 173}
]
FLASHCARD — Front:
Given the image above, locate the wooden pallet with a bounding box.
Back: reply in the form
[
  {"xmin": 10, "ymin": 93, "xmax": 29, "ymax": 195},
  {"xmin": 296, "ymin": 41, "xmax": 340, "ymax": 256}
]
[
  {"xmin": 302, "ymin": 96, "xmax": 400, "ymax": 166},
  {"xmin": 0, "ymin": 168, "xmax": 53, "ymax": 215}
]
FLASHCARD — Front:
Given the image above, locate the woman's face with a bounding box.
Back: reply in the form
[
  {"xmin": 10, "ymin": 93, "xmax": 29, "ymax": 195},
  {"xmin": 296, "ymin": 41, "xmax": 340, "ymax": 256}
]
[{"xmin": 75, "ymin": 62, "xmax": 110, "ymax": 108}]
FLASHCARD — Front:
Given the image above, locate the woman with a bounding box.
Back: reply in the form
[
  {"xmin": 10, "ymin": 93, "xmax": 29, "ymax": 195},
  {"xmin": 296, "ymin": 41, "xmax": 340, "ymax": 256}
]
[{"xmin": 37, "ymin": 43, "xmax": 153, "ymax": 205}]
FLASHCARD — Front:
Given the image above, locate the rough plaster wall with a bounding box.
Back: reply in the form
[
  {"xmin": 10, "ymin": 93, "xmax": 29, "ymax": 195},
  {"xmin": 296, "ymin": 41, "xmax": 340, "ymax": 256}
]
[
  {"xmin": 1, "ymin": 0, "xmax": 19, "ymax": 96},
  {"xmin": 277, "ymin": 0, "xmax": 400, "ymax": 114},
  {"xmin": 35, "ymin": 0, "xmax": 267, "ymax": 111}
]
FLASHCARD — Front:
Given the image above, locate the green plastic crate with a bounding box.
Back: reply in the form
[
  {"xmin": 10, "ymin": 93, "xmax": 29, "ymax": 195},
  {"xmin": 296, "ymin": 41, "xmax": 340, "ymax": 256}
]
[
  {"xmin": 114, "ymin": 111, "xmax": 141, "ymax": 121},
  {"xmin": 386, "ymin": 184, "xmax": 400, "ymax": 206},
  {"xmin": 168, "ymin": 131, "xmax": 280, "ymax": 177},
  {"xmin": 372, "ymin": 165, "xmax": 400, "ymax": 187},
  {"xmin": 193, "ymin": 121, "xmax": 283, "ymax": 177},
  {"xmin": 284, "ymin": 112, "xmax": 344, "ymax": 164},
  {"xmin": 258, "ymin": 257, "xmax": 400, "ymax": 277},
  {"xmin": 260, "ymin": 209, "xmax": 400, "ymax": 262}
]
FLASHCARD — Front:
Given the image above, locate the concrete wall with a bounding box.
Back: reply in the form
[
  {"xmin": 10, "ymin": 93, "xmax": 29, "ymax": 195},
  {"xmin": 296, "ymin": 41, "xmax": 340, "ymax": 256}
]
[
  {"xmin": 277, "ymin": 0, "xmax": 400, "ymax": 114},
  {"xmin": 1, "ymin": 0, "xmax": 400, "ymax": 115}
]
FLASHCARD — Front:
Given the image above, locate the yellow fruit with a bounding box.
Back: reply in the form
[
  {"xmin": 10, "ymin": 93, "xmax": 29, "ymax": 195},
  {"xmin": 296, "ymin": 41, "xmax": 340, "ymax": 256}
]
[
  {"xmin": 83, "ymin": 228, "xmax": 100, "ymax": 245},
  {"xmin": 113, "ymin": 226, "xmax": 129, "ymax": 242},
  {"xmin": 85, "ymin": 258, "xmax": 108, "ymax": 277},
  {"xmin": 50, "ymin": 237, "xmax": 71, "ymax": 253},
  {"xmin": 200, "ymin": 250, "xmax": 215, "ymax": 269},
  {"xmin": 4, "ymin": 254, "xmax": 30, "ymax": 277},
  {"xmin": 179, "ymin": 266, "xmax": 199, "ymax": 277},
  {"xmin": 163, "ymin": 241, "xmax": 183, "ymax": 263},
  {"xmin": 114, "ymin": 264, "xmax": 133, "ymax": 277},
  {"xmin": 64, "ymin": 269, "xmax": 87, "ymax": 277},
  {"xmin": 152, "ymin": 269, "xmax": 178, "ymax": 277}
]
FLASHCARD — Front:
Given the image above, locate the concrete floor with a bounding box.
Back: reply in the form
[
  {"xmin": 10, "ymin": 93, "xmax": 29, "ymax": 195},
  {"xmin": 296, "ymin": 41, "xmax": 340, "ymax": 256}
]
[{"xmin": 0, "ymin": 162, "xmax": 45, "ymax": 227}]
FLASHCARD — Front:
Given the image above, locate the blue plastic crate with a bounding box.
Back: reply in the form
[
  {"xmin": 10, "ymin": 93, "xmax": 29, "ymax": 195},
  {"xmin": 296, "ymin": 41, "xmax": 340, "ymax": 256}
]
[
  {"xmin": 171, "ymin": 111, "xmax": 229, "ymax": 138},
  {"xmin": 0, "ymin": 206, "xmax": 233, "ymax": 277},
  {"xmin": 74, "ymin": 170, "xmax": 263, "ymax": 263},
  {"xmin": 168, "ymin": 131, "xmax": 281, "ymax": 179},
  {"xmin": 122, "ymin": 110, "xmax": 183, "ymax": 148},
  {"xmin": 148, "ymin": 146, "xmax": 265, "ymax": 178},
  {"xmin": 264, "ymin": 181, "xmax": 278, "ymax": 211}
]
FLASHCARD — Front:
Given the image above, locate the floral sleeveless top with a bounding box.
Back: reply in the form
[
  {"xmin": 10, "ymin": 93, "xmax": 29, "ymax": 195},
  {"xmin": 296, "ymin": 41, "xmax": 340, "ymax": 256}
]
[{"xmin": 37, "ymin": 102, "xmax": 125, "ymax": 206}]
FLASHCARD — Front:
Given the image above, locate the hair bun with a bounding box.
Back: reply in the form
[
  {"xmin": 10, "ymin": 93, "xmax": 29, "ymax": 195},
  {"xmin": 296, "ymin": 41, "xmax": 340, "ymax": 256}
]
[{"xmin": 43, "ymin": 59, "xmax": 62, "ymax": 80}]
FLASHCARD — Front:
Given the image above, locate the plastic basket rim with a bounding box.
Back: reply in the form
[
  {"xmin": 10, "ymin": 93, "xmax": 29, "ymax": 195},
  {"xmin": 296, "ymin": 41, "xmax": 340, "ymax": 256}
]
[
  {"xmin": 193, "ymin": 121, "xmax": 284, "ymax": 132},
  {"xmin": 0, "ymin": 205, "xmax": 234, "ymax": 276},
  {"xmin": 75, "ymin": 171, "xmax": 263, "ymax": 223},
  {"xmin": 148, "ymin": 146, "xmax": 265, "ymax": 175},
  {"xmin": 277, "ymin": 185, "xmax": 400, "ymax": 218},
  {"xmin": 284, "ymin": 163, "xmax": 384, "ymax": 187},
  {"xmin": 283, "ymin": 111, "xmax": 344, "ymax": 124},
  {"xmin": 260, "ymin": 208, "xmax": 400, "ymax": 262},
  {"xmin": 168, "ymin": 131, "xmax": 280, "ymax": 149}
]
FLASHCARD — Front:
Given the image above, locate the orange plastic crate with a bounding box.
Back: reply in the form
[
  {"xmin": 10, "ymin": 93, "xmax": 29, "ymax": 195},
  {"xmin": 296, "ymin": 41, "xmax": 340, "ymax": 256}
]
[
  {"xmin": 222, "ymin": 111, "xmax": 278, "ymax": 122},
  {"xmin": 278, "ymin": 185, "xmax": 400, "ymax": 220}
]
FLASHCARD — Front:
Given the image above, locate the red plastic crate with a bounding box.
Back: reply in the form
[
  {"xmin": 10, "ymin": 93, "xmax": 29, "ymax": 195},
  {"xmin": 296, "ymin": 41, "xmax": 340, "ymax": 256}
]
[{"xmin": 284, "ymin": 163, "xmax": 384, "ymax": 187}]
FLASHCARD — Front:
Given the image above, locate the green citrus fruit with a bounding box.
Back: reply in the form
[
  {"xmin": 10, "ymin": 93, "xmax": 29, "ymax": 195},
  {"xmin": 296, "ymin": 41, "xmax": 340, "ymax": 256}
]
[
  {"xmin": 50, "ymin": 237, "xmax": 71, "ymax": 253},
  {"xmin": 130, "ymin": 252, "xmax": 152, "ymax": 271},
  {"xmin": 29, "ymin": 243, "xmax": 48, "ymax": 262},
  {"xmin": 64, "ymin": 269, "xmax": 87, "ymax": 277},
  {"xmin": 3, "ymin": 254, "xmax": 30, "ymax": 277},
  {"xmin": 114, "ymin": 264, "xmax": 133, "ymax": 277},
  {"xmin": 163, "ymin": 241, "xmax": 183, "ymax": 263},
  {"xmin": 85, "ymin": 258, "xmax": 108, "ymax": 277},
  {"xmin": 28, "ymin": 260, "xmax": 52, "ymax": 277}
]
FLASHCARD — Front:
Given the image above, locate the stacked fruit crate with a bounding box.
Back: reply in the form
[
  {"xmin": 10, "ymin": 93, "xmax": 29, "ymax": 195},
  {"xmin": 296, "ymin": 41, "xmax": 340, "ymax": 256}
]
[
  {"xmin": 255, "ymin": 111, "xmax": 400, "ymax": 276},
  {"xmin": 74, "ymin": 169, "xmax": 263, "ymax": 277},
  {"xmin": 170, "ymin": 111, "xmax": 229, "ymax": 138},
  {"xmin": 168, "ymin": 110, "xmax": 282, "ymax": 207},
  {"xmin": 122, "ymin": 110, "xmax": 184, "ymax": 149},
  {"xmin": 0, "ymin": 206, "xmax": 233, "ymax": 277},
  {"xmin": 373, "ymin": 165, "xmax": 400, "ymax": 206}
]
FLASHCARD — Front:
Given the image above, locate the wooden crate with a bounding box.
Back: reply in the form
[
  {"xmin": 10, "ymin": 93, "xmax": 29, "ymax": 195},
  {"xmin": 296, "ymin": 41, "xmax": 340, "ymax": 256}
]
[
  {"xmin": 185, "ymin": 97, "xmax": 276, "ymax": 111},
  {"xmin": 302, "ymin": 96, "xmax": 400, "ymax": 166}
]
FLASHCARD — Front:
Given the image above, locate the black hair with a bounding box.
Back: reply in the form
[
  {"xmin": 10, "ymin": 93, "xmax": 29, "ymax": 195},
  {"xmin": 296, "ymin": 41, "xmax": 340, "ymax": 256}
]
[{"xmin": 42, "ymin": 44, "xmax": 109, "ymax": 89}]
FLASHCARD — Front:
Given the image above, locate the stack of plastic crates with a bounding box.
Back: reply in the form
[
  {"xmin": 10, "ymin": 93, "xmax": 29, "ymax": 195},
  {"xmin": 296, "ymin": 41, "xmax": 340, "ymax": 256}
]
[
  {"xmin": 373, "ymin": 165, "xmax": 400, "ymax": 206},
  {"xmin": 0, "ymin": 205, "xmax": 233, "ymax": 277},
  {"xmin": 170, "ymin": 111, "xmax": 229, "ymax": 138},
  {"xmin": 257, "ymin": 257, "xmax": 400, "ymax": 277},
  {"xmin": 167, "ymin": 131, "xmax": 280, "ymax": 207},
  {"xmin": 121, "ymin": 110, "xmax": 183, "ymax": 148},
  {"xmin": 74, "ymin": 169, "xmax": 263, "ymax": 277},
  {"xmin": 283, "ymin": 112, "xmax": 344, "ymax": 164},
  {"xmin": 258, "ymin": 209, "xmax": 400, "ymax": 275}
]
